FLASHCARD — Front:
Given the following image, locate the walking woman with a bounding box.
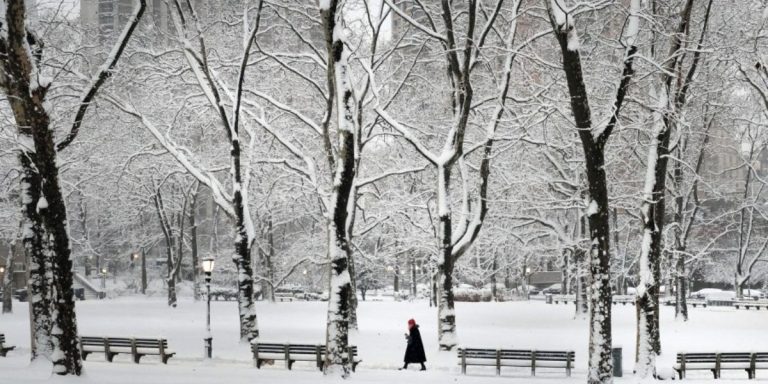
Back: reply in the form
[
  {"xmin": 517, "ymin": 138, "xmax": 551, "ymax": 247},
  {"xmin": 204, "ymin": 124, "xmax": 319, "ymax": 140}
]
[{"xmin": 401, "ymin": 318, "xmax": 426, "ymax": 371}]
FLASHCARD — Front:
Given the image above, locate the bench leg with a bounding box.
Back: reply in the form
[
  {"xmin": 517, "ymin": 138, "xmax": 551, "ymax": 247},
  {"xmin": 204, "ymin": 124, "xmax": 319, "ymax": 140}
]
[
  {"xmin": 134, "ymin": 354, "xmax": 142, "ymax": 364},
  {"xmin": 81, "ymin": 351, "xmax": 89, "ymax": 360},
  {"xmin": 162, "ymin": 355, "xmax": 172, "ymax": 364},
  {"xmin": 287, "ymin": 360, "xmax": 294, "ymax": 370}
]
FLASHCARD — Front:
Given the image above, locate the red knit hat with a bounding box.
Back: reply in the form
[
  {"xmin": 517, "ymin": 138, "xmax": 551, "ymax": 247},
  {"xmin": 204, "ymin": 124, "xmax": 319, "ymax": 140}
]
[{"xmin": 408, "ymin": 318, "xmax": 416, "ymax": 327}]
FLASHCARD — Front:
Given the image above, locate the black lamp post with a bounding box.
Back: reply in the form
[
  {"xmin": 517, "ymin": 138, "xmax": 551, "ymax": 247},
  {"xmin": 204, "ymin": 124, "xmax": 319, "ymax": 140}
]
[
  {"xmin": 201, "ymin": 257, "xmax": 215, "ymax": 359},
  {"xmin": 100, "ymin": 267, "xmax": 108, "ymax": 299}
]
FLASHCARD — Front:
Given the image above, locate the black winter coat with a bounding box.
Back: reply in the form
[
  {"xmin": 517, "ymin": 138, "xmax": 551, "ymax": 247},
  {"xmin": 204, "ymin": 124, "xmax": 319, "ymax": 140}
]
[{"xmin": 404, "ymin": 325, "xmax": 427, "ymax": 363}]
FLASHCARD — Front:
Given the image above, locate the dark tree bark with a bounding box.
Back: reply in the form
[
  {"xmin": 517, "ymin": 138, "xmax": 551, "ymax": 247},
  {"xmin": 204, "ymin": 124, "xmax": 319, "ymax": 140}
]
[
  {"xmin": 153, "ymin": 191, "xmax": 177, "ymax": 308},
  {"xmin": 0, "ymin": 0, "xmax": 144, "ymax": 375},
  {"xmin": 411, "ymin": 254, "xmax": 418, "ymax": 297},
  {"xmin": 321, "ymin": 0, "xmax": 358, "ymax": 376},
  {"xmin": 544, "ymin": 1, "xmax": 640, "ymax": 381},
  {"xmin": 635, "ymin": 0, "xmax": 711, "ymax": 375},
  {"xmin": 260, "ymin": 215, "xmax": 275, "ymax": 302},
  {"xmin": 189, "ymin": 184, "xmax": 200, "ymax": 300},
  {"xmin": 77, "ymin": 197, "xmax": 92, "ymax": 277},
  {"xmin": 141, "ymin": 248, "xmax": 147, "ymax": 295},
  {"xmin": 2, "ymin": 238, "xmax": 19, "ymax": 314}
]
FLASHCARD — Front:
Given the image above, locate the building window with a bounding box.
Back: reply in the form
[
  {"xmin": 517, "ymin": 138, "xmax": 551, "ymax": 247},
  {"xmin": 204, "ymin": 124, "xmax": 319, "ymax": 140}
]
[{"xmin": 98, "ymin": 2, "xmax": 114, "ymax": 13}]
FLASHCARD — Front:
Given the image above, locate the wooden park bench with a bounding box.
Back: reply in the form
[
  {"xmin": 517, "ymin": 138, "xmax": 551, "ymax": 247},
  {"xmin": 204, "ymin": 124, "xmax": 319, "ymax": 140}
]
[
  {"xmin": 612, "ymin": 295, "xmax": 636, "ymax": 305},
  {"xmin": 274, "ymin": 293, "xmax": 295, "ymax": 302},
  {"xmin": 251, "ymin": 342, "xmax": 361, "ymax": 371},
  {"xmin": 551, "ymin": 295, "xmax": 575, "ymax": 304},
  {"xmin": 80, "ymin": 336, "xmax": 175, "ymax": 364},
  {"xmin": 209, "ymin": 289, "xmax": 237, "ymax": 301},
  {"xmin": 733, "ymin": 300, "xmax": 768, "ymax": 310},
  {"xmin": 0, "ymin": 334, "xmax": 15, "ymax": 357},
  {"xmin": 663, "ymin": 298, "xmax": 708, "ymax": 308},
  {"xmin": 690, "ymin": 299, "xmax": 708, "ymax": 308},
  {"xmin": 675, "ymin": 352, "xmax": 768, "ymax": 379},
  {"xmin": 458, "ymin": 347, "xmax": 574, "ymax": 376}
]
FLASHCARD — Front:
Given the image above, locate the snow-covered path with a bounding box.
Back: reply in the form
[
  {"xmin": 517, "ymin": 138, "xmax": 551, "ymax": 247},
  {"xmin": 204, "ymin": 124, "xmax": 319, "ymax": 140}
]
[{"xmin": 1, "ymin": 297, "xmax": 766, "ymax": 383}]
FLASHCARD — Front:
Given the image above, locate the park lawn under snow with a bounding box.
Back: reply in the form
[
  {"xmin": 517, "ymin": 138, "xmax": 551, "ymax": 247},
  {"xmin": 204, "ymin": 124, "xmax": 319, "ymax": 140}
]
[{"xmin": 1, "ymin": 297, "xmax": 766, "ymax": 383}]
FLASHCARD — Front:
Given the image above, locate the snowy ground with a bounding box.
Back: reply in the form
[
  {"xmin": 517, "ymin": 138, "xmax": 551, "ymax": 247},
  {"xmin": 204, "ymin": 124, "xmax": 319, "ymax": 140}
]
[{"xmin": 1, "ymin": 297, "xmax": 767, "ymax": 383}]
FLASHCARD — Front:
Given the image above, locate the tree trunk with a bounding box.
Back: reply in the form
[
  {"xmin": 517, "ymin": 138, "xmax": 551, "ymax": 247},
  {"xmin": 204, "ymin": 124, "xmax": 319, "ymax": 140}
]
[
  {"xmin": 635, "ymin": 94, "xmax": 670, "ymax": 375},
  {"xmin": 345, "ymin": 184, "xmax": 359, "ymax": 329},
  {"xmin": 141, "ymin": 248, "xmax": 147, "ymax": 295},
  {"xmin": 2, "ymin": 2, "xmax": 82, "ymax": 372},
  {"xmin": 78, "ymin": 199, "xmax": 91, "ymax": 277},
  {"xmin": 436, "ymin": 166, "xmax": 457, "ymax": 350},
  {"xmin": 321, "ymin": 0, "xmax": 357, "ymax": 376},
  {"xmin": 574, "ymin": 248, "xmax": 589, "ymax": 315},
  {"xmin": 562, "ymin": 249, "xmax": 570, "ymax": 296},
  {"xmin": 584, "ymin": 153, "xmax": 615, "ymax": 384},
  {"xmin": 264, "ymin": 215, "xmax": 275, "ymax": 302},
  {"xmin": 411, "ymin": 254, "xmax": 417, "ymax": 297},
  {"xmin": 154, "ymin": 192, "xmax": 177, "ymax": 308},
  {"xmin": 491, "ymin": 253, "xmax": 498, "ymax": 301},
  {"xmin": 2, "ymin": 241, "xmax": 16, "ymax": 314},
  {"xmin": 231, "ymin": 171, "xmax": 258, "ymax": 341},
  {"xmin": 19, "ymin": 156, "xmax": 52, "ymax": 359},
  {"xmin": 394, "ymin": 259, "xmax": 400, "ymax": 294},
  {"xmin": 190, "ymin": 185, "xmax": 200, "ymax": 301},
  {"xmin": 675, "ymin": 255, "xmax": 688, "ymax": 321},
  {"xmin": 545, "ymin": 0, "xmax": 642, "ymax": 377}
]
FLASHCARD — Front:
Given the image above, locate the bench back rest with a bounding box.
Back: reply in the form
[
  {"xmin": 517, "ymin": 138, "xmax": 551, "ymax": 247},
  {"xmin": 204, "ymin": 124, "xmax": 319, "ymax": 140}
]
[
  {"xmin": 678, "ymin": 353, "xmax": 720, "ymax": 363},
  {"xmin": 288, "ymin": 344, "xmax": 319, "ymax": 355},
  {"xmin": 459, "ymin": 348, "xmax": 573, "ymax": 361},
  {"xmin": 80, "ymin": 336, "xmax": 106, "ymax": 346},
  {"xmin": 133, "ymin": 338, "xmax": 168, "ymax": 349},
  {"xmin": 79, "ymin": 336, "xmax": 167, "ymax": 350},
  {"xmin": 105, "ymin": 338, "xmax": 134, "ymax": 348},
  {"xmin": 719, "ymin": 353, "xmax": 752, "ymax": 363},
  {"xmin": 679, "ymin": 352, "xmax": 768, "ymax": 364},
  {"xmin": 253, "ymin": 343, "xmax": 287, "ymax": 354},
  {"xmin": 0, "ymin": 334, "xmax": 4, "ymax": 345},
  {"xmin": 252, "ymin": 343, "xmax": 358, "ymax": 358},
  {"xmin": 754, "ymin": 353, "xmax": 768, "ymax": 363}
]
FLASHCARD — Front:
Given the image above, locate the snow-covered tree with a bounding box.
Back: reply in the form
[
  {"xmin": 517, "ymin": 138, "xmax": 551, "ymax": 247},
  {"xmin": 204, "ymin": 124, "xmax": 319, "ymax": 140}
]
[
  {"xmin": 544, "ymin": 0, "xmax": 641, "ymax": 381},
  {"xmin": 0, "ymin": 0, "xmax": 145, "ymax": 375}
]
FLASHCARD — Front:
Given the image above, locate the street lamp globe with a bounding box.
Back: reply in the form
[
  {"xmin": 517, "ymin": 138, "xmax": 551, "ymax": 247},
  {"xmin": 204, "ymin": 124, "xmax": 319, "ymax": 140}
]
[
  {"xmin": 0, "ymin": 266, "xmax": 5, "ymax": 274},
  {"xmin": 201, "ymin": 257, "xmax": 215, "ymax": 274},
  {"xmin": 101, "ymin": 268, "xmax": 108, "ymax": 275}
]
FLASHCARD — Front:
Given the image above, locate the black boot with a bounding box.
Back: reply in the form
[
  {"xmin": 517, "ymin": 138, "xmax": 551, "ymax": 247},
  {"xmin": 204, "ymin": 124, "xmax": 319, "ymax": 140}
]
[
  {"xmin": 399, "ymin": 363, "xmax": 408, "ymax": 371},
  {"xmin": 420, "ymin": 363, "xmax": 426, "ymax": 371}
]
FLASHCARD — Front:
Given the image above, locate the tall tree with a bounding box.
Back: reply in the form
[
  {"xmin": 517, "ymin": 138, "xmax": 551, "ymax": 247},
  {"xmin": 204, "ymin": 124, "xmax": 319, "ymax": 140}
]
[
  {"xmin": 378, "ymin": 0, "xmax": 530, "ymax": 350},
  {"xmin": 319, "ymin": 0, "xmax": 358, "ymax": 377},
  {"xmin": 544, "ymin": 0, "xmax": 640, "ymax": 382},
  {"xmin": 635, "ymin": 0, "xmax": 712, "ymax": 376},
  {"xmin": 0, "ymin": 0, "xmax": 145, "ymax": 375}
]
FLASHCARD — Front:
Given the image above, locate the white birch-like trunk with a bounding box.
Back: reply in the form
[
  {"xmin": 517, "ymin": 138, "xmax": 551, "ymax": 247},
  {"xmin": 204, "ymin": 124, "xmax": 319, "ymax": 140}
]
[{"xmin": 321, "ymin": 0, "xmax": 358, "ymax": 377}]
